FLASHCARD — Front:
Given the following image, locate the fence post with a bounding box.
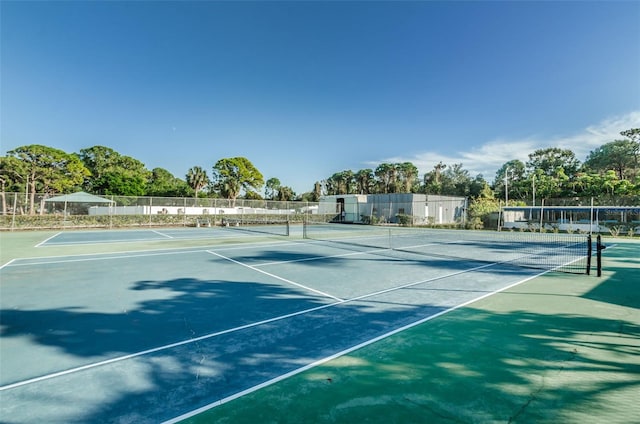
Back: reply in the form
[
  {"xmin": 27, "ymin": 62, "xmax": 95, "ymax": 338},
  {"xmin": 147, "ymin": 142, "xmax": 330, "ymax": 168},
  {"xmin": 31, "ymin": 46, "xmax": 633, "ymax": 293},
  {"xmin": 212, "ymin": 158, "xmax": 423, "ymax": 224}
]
[{"xmin": 11, "ymin": 193, "xmax": 18, "ymax": 231}]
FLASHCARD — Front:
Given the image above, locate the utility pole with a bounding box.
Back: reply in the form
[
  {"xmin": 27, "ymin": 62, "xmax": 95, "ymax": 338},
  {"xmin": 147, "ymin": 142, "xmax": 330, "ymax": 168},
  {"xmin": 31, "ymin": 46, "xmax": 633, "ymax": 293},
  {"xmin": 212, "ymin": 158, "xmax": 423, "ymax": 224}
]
[
  {"xmin": 530, "ymin": 174, "xmax": 536, "ymax": 221},
  {"xmin": 504, "ymin": 167, "xmax": 510, "ymax": 204}
]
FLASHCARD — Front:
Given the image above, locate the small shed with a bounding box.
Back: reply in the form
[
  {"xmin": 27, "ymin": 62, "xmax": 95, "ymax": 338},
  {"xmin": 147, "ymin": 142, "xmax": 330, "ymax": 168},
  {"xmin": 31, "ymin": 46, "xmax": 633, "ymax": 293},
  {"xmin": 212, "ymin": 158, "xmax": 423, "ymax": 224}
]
[{"xmin": 45, "ymin": 191, "xmax": 115, "ymax": 215}]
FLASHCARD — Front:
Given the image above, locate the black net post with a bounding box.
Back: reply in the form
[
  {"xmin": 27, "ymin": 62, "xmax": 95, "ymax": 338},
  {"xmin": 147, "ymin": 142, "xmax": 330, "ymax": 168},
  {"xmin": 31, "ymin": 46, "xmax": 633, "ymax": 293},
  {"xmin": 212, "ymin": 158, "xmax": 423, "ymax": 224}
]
[
  {"xmin": 586, "ymin": 234, "xmax": 592, "ymax": 275},
  {"xmin": 597, "ymin": 235, "xmax": 604, "ymax": 277}
]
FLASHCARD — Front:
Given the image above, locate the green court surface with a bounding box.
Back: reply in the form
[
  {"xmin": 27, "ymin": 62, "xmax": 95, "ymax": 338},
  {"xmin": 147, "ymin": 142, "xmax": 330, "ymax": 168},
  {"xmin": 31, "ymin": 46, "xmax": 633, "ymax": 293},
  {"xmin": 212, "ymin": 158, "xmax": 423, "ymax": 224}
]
[{"xmin": 179, "ymin": 238, "xmax": 640, "ymax": 424}]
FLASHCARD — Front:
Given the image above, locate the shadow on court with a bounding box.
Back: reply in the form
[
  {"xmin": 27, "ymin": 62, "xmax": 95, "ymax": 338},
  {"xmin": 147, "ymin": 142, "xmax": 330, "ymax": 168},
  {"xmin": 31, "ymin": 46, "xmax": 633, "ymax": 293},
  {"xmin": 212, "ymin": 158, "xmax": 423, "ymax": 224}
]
[
  {"xmin": 181, "ymin": 241, "xmax": 640, "ymax": 424},
  {"xmin": 228, "ymin": 244, "xmax": 565, "ymax": 278},
  {"xmin": 0, "ymin": 278, "xmax": 326, "ymax": 360},
  {"xmin": 0, "ymin": 236, "xmax": 630, "ymax": 423},
  {"xmin": 1, "ymin": 272, "xmax": 451, "ymax": 423}
]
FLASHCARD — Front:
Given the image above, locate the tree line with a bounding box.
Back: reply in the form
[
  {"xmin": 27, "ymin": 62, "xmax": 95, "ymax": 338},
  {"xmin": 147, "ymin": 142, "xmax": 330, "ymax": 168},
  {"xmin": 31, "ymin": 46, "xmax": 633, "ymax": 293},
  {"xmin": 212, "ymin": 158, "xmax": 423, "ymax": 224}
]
[
  {"xmin": 323, "ymin": 128, "xmax": 640, "ymax": 203},
  {"xmin": 1, "ymin": 128, "xmax": 638, "ymax": 215}
]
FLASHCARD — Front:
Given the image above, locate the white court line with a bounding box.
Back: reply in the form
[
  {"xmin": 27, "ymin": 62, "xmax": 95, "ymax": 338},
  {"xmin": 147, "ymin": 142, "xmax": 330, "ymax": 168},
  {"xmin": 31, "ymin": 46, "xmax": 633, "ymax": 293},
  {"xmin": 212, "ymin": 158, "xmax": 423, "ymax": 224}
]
[
  {"xmin": 206, "ymin": 250, "xmax": 344, "ymax": 302},
  {"xmin": 2, "ymin": 249, "xmax": 212, "ymax": 267},
  {"xmin": 1, "ymin": 240, "xmax": 298, "ymax": 267},
  {"xmin": 0, "ymin": 258, "xmax": 16, "ymax": 271},
  {"xmin": 35, "ymin": 230, "xmax": 249, "ymax": 247},
  {"xmin": 35, "ymin": 232, "xmax": 61, "ymax": 247},
  {"xmin": 161, "ymin": 267, "xmax": 551, "ymax": 424},
  {"xmin": 0, "ymin": 258, "xmax": 501, "ymax": 392},
  {"xmin": 42, "ymin": 237, "xmax": 168, "ymax": 246},
  {"xmin": 151, "ymin": 230, "xmax": 174, "ymax": 239}
]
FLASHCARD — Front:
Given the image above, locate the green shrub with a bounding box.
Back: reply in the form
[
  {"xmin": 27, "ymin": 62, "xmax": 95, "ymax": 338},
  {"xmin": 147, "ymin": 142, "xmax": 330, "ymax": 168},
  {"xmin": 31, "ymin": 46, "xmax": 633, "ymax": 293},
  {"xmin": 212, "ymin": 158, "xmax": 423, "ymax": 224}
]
[{"xmin": 395, "ymin": 214, "xmax": 413, "ymax": 227}]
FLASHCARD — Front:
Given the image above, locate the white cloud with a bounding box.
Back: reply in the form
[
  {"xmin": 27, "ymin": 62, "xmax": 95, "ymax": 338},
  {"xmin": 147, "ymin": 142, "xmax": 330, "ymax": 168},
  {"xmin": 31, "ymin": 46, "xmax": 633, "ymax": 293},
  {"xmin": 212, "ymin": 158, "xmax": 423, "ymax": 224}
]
[{"xmin": 374, "ymin": 111, "xmax": 640, "ymax": 182}]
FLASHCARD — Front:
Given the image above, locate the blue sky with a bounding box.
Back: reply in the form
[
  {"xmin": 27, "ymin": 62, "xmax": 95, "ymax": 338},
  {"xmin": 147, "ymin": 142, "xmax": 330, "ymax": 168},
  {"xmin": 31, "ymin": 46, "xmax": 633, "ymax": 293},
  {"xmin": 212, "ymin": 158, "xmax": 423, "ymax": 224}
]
[{"xmin": 2, "ymin": 1, "xmax": 639, "ymax": 194}]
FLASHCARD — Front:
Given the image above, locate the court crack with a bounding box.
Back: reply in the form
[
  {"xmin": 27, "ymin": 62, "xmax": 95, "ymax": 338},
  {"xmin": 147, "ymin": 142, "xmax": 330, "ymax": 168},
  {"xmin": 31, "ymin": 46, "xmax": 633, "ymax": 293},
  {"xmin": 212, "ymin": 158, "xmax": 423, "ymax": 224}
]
[
  {"xmin": 183, "ymin": 317, "xmax": 206, "ymax": 381},
  {"xmin": 508, "ymin": 347, "xmax": 579, "ymax": 423}
]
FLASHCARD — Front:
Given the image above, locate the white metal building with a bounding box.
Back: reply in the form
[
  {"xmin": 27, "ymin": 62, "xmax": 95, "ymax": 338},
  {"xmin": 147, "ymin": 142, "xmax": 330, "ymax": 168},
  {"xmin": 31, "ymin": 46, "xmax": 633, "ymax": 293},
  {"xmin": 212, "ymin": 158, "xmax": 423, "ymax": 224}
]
[{"xmin": 319, "ymin": 194, "xmax": 467, "ymax": 225}]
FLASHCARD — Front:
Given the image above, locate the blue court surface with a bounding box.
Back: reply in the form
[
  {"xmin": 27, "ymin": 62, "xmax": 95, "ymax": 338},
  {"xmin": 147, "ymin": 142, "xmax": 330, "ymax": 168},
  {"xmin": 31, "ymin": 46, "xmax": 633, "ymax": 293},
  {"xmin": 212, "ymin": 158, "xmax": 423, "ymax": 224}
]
[
  {"xmin": 35, "ymin": 225, "xmax": 294, "ymax": 247},
  {"xmin": 0, "ymin": 228, "xmax": 576, "ymax": 423}
]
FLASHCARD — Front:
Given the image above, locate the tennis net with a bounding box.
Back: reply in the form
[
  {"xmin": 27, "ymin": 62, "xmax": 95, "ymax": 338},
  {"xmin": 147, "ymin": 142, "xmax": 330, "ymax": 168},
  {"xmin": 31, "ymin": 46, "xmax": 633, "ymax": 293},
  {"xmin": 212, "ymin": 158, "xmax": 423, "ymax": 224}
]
[
  {"xmin": 222, "ymin": 217, "xmax": 290, "ymax": 236},
  {"xmin": 303, "ymin": 222, "xmax": 593, "ymax": 274}
]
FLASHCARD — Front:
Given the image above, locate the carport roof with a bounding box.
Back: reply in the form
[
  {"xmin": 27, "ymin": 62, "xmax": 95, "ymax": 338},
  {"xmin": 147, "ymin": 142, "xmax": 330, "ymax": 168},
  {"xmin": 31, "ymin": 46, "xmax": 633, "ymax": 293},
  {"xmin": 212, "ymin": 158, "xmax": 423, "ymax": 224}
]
[{"xmin": 44, "ymin": 191, "xmax": 114, "ymax": 203}]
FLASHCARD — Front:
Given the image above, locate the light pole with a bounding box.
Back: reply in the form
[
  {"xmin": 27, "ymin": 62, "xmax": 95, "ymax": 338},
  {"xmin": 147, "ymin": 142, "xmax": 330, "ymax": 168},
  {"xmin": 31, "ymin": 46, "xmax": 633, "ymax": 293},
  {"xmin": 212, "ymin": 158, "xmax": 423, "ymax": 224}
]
[
  {"xmin": 530, "ymin": 174, "xmax": 536, "ymax": 221},
  {"xmin": 504, "ymin": 167, "xmax": 510, "ymax": 204}
]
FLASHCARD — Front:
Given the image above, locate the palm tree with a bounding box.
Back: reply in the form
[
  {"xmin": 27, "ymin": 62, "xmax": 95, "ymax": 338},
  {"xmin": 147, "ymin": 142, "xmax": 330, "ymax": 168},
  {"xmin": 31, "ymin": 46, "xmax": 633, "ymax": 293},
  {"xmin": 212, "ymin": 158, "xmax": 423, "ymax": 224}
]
[
  {"xmin": 375, "ymin": 163, "xmax": 395, "ymax": 193},
  {"xmin": 397, "ymin": 162, "xmax": 418, "ymax": 193},
  {"xmin": 355, "ymin": 169, "xmax": 374, "ymax": 194},
  {"xmin": 186, "ymin": 166, "xmax": 209, "ymax": 205}
]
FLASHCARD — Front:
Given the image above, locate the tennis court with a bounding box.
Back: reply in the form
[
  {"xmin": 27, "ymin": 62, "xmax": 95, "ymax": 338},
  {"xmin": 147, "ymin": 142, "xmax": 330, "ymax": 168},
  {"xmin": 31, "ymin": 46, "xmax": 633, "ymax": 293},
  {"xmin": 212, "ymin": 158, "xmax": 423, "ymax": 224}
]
[{"xmin": 0, "ymin": 225, "xmax": 620, "ymax": 423}]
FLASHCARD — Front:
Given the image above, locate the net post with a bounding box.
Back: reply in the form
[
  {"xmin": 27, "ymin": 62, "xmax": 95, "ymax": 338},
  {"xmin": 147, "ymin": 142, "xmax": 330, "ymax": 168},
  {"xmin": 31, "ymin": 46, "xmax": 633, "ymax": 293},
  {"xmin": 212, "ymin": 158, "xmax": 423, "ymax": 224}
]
[
  {"xmin": 286, "ymin": 220, "xmax": 290, "ymax": 237},
  {"xmin": 586, "ymin": 234, "xmax": 592, "ymax": 275},
  {"xmin": 596, "ymin": 235, "xmax": 604, "ymax": 277}
]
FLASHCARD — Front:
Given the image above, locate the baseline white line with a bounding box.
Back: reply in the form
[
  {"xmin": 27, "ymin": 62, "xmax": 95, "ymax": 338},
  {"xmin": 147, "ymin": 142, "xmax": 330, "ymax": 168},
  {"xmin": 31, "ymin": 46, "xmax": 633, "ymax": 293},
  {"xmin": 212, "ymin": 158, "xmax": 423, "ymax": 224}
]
[
  {"xmin": 4, "ymin": 249, "xmax": 212, "ymax": 267},
  {"xmin": 206, "ymin": 250, "xmax": 344, "ymax": 302},
  {"xmin": 0, "ymin": 258, "xmax": 16, "ymax": 271},
  {"xmin": 0, "ymin": 257, "xmax": 501, "ymax": 391},
  {"xmin": 43, "ymin": 237, "xmax": 168, "ymax": 246},
  {"xmin": 162, "ymin": 267, "xmax": 552, "ymax": 424},
  {"xmin": 35, "ymin": 232, "xmax": 61, "ymax": 247},
  {"xmin": 1, "ymin": 240, "xmax": 299, "ymax": 267}
]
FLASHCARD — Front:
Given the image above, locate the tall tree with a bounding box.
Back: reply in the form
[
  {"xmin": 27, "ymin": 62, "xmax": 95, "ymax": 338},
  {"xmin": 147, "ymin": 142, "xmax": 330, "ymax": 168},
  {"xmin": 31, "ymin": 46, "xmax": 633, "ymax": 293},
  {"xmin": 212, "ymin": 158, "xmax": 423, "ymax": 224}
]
[
  {"xmin": 0, "ymin": 156, "xmax": 26, "ymax": 193},
  {"xmin": 186, "ymin": 166, "xmax": 210, "ymax": 203},
  {"xmin": 79, "ymin": 146, "xmax": 149, "ymax": 195},
  {"xmin": 0, "ymin": 156, "xmax": 27, "ymax": 215},
  {"xmin": 493, "ymin": 160, "xmax": 526, "ymax": 201},
  {"xmin": 397, "ymin": 162, "xmax": 419, "ymax": 193},
  {"xmin": 423, "ymin": 162, "xmax": 447, "ymax": 194},
  {"xmin": 7, "ymin": 145, "xmax": 90, "ymax": 214},
  {"xmin": 526, "ymin": 147, "xmax": 580, "ymax": 177},
  {"xmin": 275, "ymin": 185, "xmax": 295, "ymax": 201},
  {"xmin": 469, "ymin": 174, "xmax": 489, "ymax": 198},
  {"xmin": 101, "ymin": 156, "xmax": 149, "ymax": 196},
  {"xmin": 78, "ymin": 146, "xmax": 119, "ymax": 192},
  {"xmin": 326, "ymin": 170, "xmax": 354, "ymax": 195},
  {"xmin": 355, "ymin": 169, "xmax": 374, "ymax": 194},
  {"xmin": 212, "ymin": 157, "xmax": 264, "ymax": 206},
  {"xmin": 620, "ymin": 128, "xmax": 640, "ymax": 142},
  {"xmin": 265, "ymin": 177, "xmax": 281, "ymax": 200},
  {"xmin": 441, "ymin": 163, "xmax": 473, "ymax": 196},
  {"xmin": 583, "ymin": 139, "xmax": 639, "ymax": 180},
  {"xmin": 374, "ymin": 163, "xmax": 396, "ymax": 193},
  {"xmin": 147, "ymin": 168, "xmax": 189, "ymax": 197}
]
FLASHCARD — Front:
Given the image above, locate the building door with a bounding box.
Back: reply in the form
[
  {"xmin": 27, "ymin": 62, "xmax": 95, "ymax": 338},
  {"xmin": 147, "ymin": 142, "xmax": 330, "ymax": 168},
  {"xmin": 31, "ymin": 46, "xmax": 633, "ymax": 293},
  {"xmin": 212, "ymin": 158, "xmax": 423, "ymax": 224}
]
[{"xmin": 337, "ymin": 198, "xmax": 345, "ymax": 221}]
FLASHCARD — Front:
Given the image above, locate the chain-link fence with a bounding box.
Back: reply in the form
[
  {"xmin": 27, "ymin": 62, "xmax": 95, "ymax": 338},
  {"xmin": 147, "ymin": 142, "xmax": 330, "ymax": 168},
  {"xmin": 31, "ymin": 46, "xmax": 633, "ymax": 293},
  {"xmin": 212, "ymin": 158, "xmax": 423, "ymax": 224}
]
[
  {"xmin": 0, "ymin": 193, "xmax": 318, "ymax": 231},
  {"xmin": 500, "ymin": 196, "xmax": 640, "ymax": 235}
]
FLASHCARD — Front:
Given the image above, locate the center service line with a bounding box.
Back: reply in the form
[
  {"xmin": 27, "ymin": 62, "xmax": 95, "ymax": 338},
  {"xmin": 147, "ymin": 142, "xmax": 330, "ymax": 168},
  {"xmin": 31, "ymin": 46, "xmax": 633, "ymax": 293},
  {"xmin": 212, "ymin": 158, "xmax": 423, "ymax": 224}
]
[{"xmin": 205, "ymin": 250, "xmax": 344, "ymax": 302}]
